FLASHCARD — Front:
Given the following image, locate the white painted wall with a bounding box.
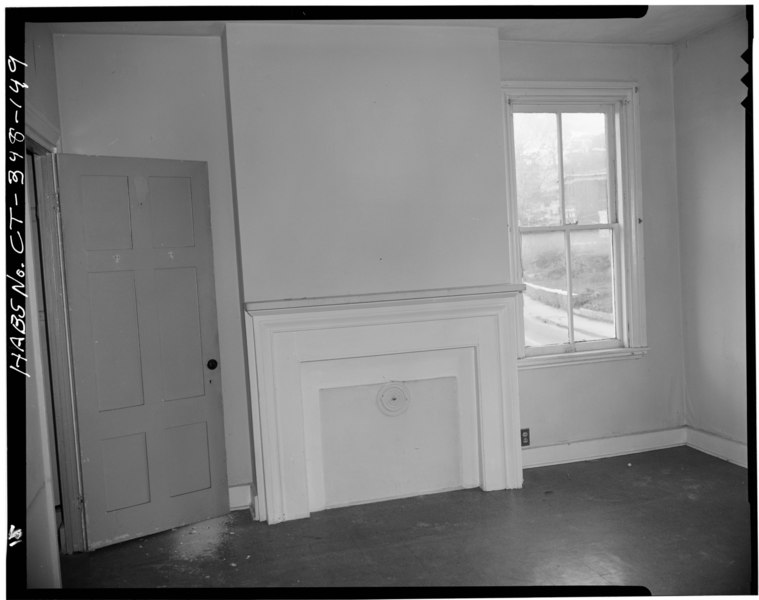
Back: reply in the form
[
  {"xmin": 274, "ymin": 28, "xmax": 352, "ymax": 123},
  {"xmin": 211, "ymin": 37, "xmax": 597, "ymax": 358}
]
[
  {"xmin": 500, "ymin": 41, "xmax": 687, "ymax": 447},
  {"xmin": 53, "ymin": 34, "xmax": 253, "ymax": 488},
  {"xmin": 673, "ymin": 17, "xmax": 748, "ymax": 445},
  {"xmin": 225, "ymin": 24, "xmax": 510, "ymax": 302},
  {"xmin": 25, "ymin": 23, "xmax": 62, "ymax": 146}
]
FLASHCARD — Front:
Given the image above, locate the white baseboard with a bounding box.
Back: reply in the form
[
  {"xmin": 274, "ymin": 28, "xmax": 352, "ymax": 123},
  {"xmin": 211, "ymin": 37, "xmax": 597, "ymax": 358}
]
[
  {"xmin": 522, "ymin": 428, "xmax": 688, "ymax": 469},
  {"xmin": 685, "ymin": 427, "xmax": 748, "ymax": 468},
  {"xmin": 228, "ymin": 484, "xmax": 252, "ymax": 511},
  {"xmin": 234, "ymin": 429, "xmax": 746, "ymax": 514}
]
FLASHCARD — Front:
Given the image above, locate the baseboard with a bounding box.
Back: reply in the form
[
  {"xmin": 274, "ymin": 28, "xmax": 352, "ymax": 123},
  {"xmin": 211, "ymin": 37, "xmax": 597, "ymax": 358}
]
[
  {"xmin": 234, "ymin": 430, "xmax": 746, "ymax": 512},
  {"xmin": 522, "ymin": 427, "xmax": 688, "ymax": 469},
  {"xmin": 685, "ymin": 427, "xmax": 748, "ymax": 468},
  {"xmin": 228, "ymin": 484, "xmax": 252, "ymax": 511}
]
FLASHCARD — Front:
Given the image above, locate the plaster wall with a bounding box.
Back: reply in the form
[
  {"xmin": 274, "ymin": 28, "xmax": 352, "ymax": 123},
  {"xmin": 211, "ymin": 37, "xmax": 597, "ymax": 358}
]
[
  {"xmin": 25, "ymin": 23, "xmax": 62, "ymax": 144},
  {"xmin": 673, "ymin": 18, "xmax": 748, "ymax": 445},
  {"xmin": 225, "ymin": 23, "xmax": 510, "ymax": 302},
  {"xmin": 500, "ymin": 41, "xmax": 687, "ymax": 447}
]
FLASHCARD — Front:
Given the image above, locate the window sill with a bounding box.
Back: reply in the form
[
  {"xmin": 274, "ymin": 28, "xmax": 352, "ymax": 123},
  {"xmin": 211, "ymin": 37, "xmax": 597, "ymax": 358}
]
[{"xmin": 518, "ymin": 346, "xmax": 649, "ymax": 370}]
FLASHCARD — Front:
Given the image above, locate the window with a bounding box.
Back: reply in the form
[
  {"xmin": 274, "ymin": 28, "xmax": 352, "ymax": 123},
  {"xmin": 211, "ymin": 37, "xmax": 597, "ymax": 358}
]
[{"xmin": 503, "ymin": 83, "xmax": 647, "ymax": 366}]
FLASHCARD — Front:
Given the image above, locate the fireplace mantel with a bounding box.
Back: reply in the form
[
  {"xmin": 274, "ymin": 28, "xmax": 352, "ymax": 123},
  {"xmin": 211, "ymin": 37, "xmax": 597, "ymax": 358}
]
[{"xmin": 245, "ymin": 284, "xmax": 524, "ymax": 524}]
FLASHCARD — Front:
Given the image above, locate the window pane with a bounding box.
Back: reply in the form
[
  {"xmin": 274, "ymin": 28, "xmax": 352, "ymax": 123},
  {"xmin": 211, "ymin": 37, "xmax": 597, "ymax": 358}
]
[
  {"xmin": 562, "ymin": 113, "xmax": 609, "ymax": 225},
  {"xmin": 570, "ymin": 229, "xmax": 616, "ymax": 341},
  {"xmin": 513, "ymin": 113, "xmax": 561, "ymax": 227},
  {"xmin": 521, "ymin": 232, "xmax": 569, "ymax": 347}
]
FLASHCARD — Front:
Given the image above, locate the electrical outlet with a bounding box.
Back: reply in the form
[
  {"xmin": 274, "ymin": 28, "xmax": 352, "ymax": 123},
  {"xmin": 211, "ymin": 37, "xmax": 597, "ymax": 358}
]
[{"xmin": 520, "ymin": 428, "xmax": 530, "ymax": 447}]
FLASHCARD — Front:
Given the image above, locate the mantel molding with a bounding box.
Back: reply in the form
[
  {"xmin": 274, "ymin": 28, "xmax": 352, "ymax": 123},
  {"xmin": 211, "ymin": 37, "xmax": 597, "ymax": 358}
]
[{"xmin": 244, "ymin": 283, "xmax": 525, "ymax": 315}]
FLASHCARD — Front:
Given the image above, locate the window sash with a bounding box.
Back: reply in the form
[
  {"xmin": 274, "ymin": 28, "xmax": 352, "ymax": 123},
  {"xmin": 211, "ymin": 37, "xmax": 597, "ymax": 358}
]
[
  {"xmin": 508, "ymin": 98, "xmax": 630, "ymax": 357},
  {"xmin": 520, "ymin": 223, "xmax": 622, "ymax": 352},
  {"xmin": 512, "ymin": 104, "xmax": 618, "ymax": 227},
  {"xmin": 503, "ymin": 82, "xmax": 647, "ymax": 363}
]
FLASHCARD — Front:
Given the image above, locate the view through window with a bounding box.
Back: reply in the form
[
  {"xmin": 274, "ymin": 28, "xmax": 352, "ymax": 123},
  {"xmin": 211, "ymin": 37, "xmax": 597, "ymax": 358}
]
[{"xmin": 512, "ymin": 108, "xmax": 619, "ymax": 351}]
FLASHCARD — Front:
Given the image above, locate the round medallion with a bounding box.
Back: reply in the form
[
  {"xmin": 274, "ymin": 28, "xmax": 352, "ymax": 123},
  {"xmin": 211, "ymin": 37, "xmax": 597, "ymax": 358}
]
[{"xmin": 376, "ymin": 382, "xmax": 410, "ymax": 417}]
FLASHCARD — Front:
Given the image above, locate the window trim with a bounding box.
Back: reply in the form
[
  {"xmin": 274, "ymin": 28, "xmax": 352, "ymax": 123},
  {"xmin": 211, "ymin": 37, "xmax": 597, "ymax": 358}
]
[{"xmin": 502, "ymin": 81, "xmax": 648, "ymax": 366}]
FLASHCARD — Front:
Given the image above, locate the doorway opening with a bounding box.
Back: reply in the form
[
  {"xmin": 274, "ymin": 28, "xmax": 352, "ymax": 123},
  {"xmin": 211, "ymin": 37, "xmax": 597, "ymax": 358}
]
[
  {"xmin": 26, "ymin": 145, "xmax": 87, "ymax": 554},
  {"xmin": 26, "ymin": 146, "xmax": 64, "ymax": 540}
]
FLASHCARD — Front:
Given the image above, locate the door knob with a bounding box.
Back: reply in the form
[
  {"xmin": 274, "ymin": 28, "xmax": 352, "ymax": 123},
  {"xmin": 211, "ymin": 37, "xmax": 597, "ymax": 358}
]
[{"xmin": 207, "ymin": 359, "xmax": 218, "ymax": 370}]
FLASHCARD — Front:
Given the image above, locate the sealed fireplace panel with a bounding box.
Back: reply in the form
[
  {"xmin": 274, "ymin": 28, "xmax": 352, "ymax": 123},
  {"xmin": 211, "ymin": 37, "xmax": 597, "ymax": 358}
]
[
  {"xmin": 301, "ymin": 346, "xmax": 481, "ymax": 514},
  {"xmin": 320, "ymin": 377, "xmax": 461, "ymax": 508}
]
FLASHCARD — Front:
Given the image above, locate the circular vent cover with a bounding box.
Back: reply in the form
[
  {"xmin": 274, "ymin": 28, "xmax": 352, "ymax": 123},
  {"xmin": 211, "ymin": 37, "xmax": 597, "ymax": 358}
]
[{"xmin": 376, "ymin": 382, "xmax": 411, "ymax": 417}]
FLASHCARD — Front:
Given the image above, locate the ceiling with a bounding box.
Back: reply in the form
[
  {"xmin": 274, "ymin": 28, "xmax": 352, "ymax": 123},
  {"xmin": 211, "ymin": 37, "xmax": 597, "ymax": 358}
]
[
  {"xmin": 46, "ymin": 5, "xmax": 747, "ymax": 45},
  {"xmin": 481, "ymin": 5, "xmax": 746, "ymax": 44}
]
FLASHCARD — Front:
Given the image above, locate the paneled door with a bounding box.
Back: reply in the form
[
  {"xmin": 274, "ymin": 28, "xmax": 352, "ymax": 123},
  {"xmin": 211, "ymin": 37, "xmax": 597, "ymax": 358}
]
[{"xmin": 56, "ymin": 155, "xmax": 228, "ymax": 549}]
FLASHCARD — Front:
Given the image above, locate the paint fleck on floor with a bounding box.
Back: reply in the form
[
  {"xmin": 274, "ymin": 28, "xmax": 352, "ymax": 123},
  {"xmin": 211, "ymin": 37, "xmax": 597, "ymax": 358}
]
[{"xmin": 60, "ymin": 446, "xmax": 752, "ymax": 593}]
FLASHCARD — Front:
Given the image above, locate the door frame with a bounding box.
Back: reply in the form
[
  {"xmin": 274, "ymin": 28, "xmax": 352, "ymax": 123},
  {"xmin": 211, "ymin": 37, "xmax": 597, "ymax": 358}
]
[{"xmin": 28, "ymin": 137, "xmax": 88, "ymax": 553}]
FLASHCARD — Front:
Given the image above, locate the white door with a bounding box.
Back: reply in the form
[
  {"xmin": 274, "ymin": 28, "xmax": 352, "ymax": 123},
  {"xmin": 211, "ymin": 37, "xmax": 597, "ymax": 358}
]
[{"xmin": 57, "ymin": 154, "xmax": 228, "ymax": 550}]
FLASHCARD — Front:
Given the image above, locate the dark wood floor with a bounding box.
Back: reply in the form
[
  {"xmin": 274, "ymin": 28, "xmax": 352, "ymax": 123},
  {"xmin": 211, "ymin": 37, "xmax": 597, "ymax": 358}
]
[{"xmin": 60, "ymin": 446, "xmax": 753, "ymax": 594}]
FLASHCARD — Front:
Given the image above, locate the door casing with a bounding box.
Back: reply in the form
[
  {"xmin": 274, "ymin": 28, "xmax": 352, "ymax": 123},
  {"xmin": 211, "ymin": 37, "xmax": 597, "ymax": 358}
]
[{"xmin": 32, "ymin": 152, "xmax": 87, "ymax": 553}]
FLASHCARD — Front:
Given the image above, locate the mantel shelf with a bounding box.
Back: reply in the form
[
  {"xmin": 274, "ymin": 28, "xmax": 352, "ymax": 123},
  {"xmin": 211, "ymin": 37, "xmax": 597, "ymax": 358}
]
[{"xmin": 244, "ymin": 283, "xmax": 525, "ymax": 315}]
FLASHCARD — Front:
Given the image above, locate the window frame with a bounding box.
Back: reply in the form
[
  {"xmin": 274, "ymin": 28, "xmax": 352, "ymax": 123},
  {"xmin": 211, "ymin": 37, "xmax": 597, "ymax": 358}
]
[{"xmin": 502, "ymin": 81, "xmax": 648, "ymax": 368}]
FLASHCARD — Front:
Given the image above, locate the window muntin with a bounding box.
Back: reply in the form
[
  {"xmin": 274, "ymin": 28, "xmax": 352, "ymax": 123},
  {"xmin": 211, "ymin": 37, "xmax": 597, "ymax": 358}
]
[{"xmin": 511, "ymin": 103, "xmax": 625, "ymax": 355}]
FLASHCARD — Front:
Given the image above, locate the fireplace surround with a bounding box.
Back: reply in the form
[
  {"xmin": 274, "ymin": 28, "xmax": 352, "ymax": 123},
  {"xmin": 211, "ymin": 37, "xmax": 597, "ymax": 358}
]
[{"xmin": 245, "ymin": 284, "xmax": 524, "ymax": 524}]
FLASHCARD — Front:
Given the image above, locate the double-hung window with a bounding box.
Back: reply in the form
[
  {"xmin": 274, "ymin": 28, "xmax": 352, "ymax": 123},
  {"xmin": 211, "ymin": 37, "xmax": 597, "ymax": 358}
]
[{"xmin": 503, "ymin": 83, "xmax": 647, "ymax": 366}]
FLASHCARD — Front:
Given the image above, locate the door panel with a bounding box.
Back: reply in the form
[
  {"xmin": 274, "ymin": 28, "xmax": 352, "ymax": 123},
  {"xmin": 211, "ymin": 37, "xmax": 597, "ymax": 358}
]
[
  {"xmin": 148, "ymin": 176, "xmax": 195, "ymax": 248},
  {"xmin": 80, "ymin": 175, "xmax": 133, "ymax": 250},
  {"xmin": 101, "ymin": 433, "xmax": 151, "ymax": 511},
  {"xmin": 89, "ymin": 270, "xmax": 144, "ymax": 411},
  {"xmin": 57, "ymin": 154, "xmax": 228, "ymax": 550},
  {"xmin": 155, "ymin": 267, "xmax": 205, "ymax": 400},
  {"xmin": 165, "ymin": 422, "xmax": 212, "ymax": 497}
]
